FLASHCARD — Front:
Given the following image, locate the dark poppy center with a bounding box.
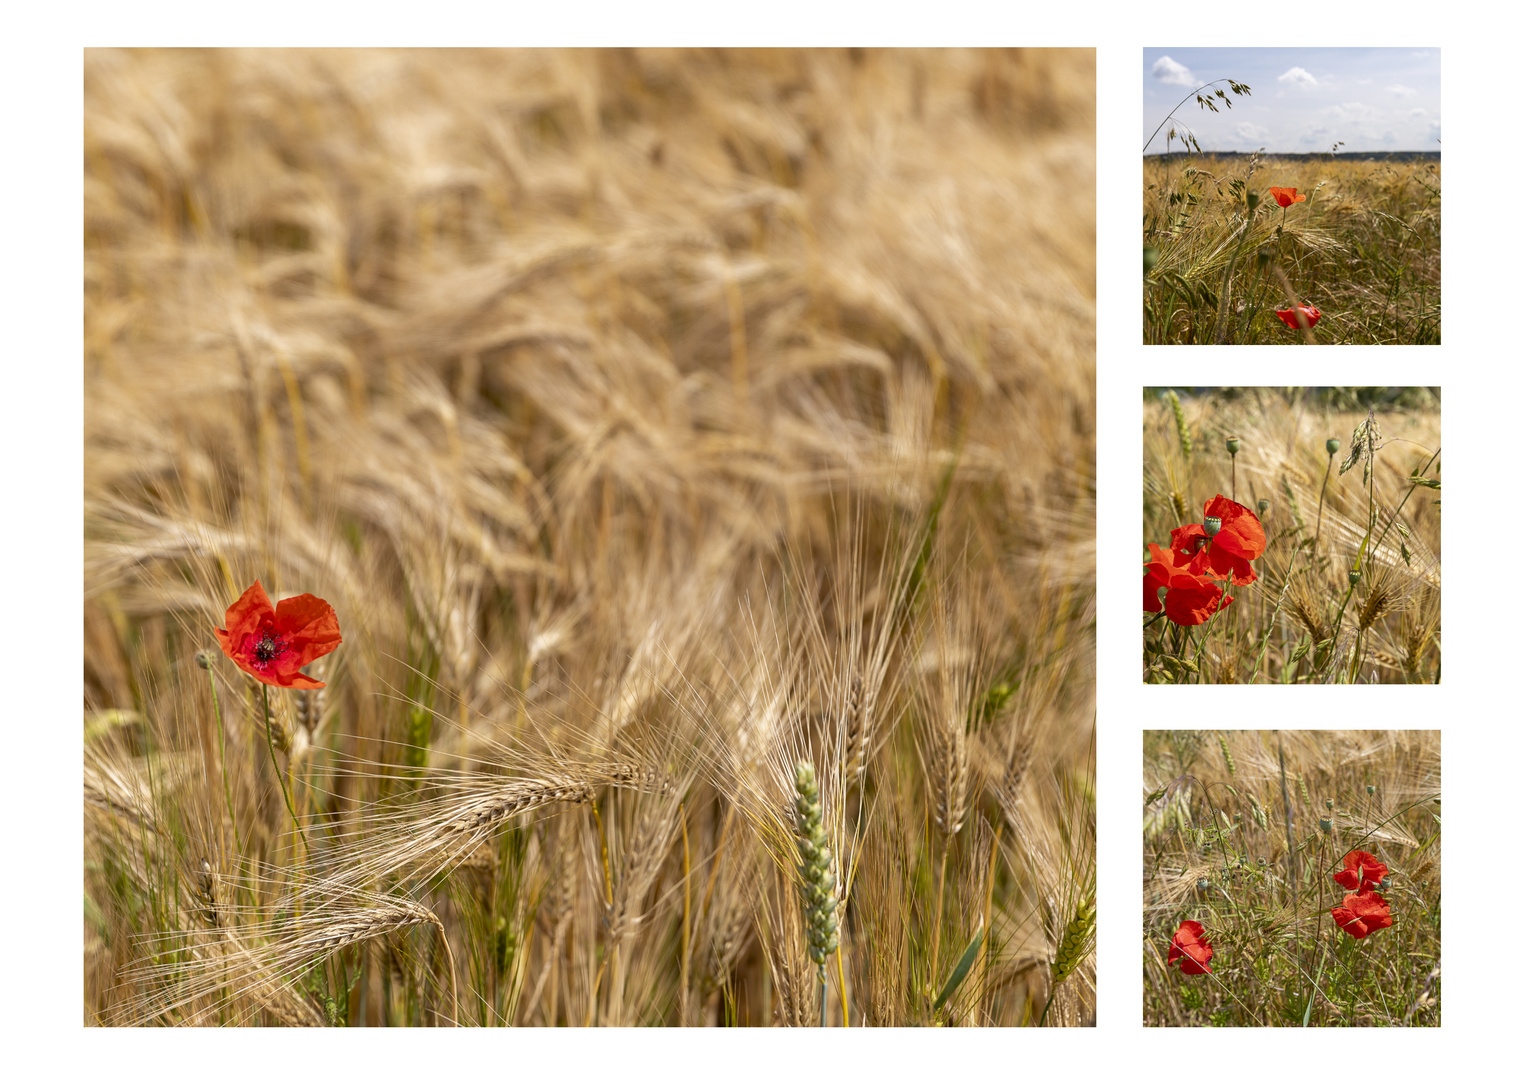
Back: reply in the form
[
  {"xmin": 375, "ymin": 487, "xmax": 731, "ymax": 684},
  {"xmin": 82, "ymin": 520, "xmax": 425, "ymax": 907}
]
[{"xmin": 252, "ymin": 631, "xmax": 286, "ymax": 667}]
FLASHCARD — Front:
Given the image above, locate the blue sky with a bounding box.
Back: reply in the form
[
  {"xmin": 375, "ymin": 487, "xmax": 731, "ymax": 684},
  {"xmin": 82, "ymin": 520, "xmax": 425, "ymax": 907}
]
[{"xmin": 1144, "ymin": 48, "xmax": 1441, "ymax": 154}]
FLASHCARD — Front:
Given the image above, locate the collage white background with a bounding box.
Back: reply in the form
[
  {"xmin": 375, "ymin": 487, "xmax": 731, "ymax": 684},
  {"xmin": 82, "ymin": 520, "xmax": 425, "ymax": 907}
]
[{"xmin": 8, "ymin": 2, "xmax": 1520, "ymax": 1075}]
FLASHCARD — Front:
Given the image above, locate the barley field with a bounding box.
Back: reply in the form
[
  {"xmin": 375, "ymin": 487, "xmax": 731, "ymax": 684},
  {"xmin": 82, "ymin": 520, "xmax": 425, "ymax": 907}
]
[
  {"xmin": 1143, "ymin": 155, "xmax": 1441, "ymax": 344},
  {"xmin": 1144, "ymin": 730, "xmax": 1441, "ymax": 1027},
  {"xmin": 1143, "ymin": 387, "xmax": 1440, "ymax": 684},
  {"xmin": 84, "ymin": 48, "xmax": 1097, "ymax": 1026}
]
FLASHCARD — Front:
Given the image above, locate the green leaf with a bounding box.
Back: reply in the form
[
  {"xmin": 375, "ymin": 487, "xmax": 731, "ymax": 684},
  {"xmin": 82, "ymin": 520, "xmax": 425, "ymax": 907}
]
[{"xmin": 931, "ymin": 923, "xmax": 986, "ymax": 1012}]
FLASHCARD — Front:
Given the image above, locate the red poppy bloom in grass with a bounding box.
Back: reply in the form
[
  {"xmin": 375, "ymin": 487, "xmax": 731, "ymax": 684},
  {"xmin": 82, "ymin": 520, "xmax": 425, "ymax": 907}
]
[
  {"xmin": 1169, "ymin": 495, "xmax": 1267, "ymax": 586},
  {"xmin": 1268, "ymin": 186, "xmax": 1306, "ymax": 208},
  {"xmin": 215, "ymin": 581, "xmax": 342, "ymax": 689},
  {"xmin": 1143, "ymin": 543, "xmax": 1234, "ymax": 626},
  {"xmin": 1331, "ymin": 890, "xmax": 1394, "ymax": 939},
  {"xmin": 1167, "ymin": 919, "xmax": 1213, "ymax": 974},
  {"xmin": 1333, "ymin": 850, "xmax": 1388, "ymax": 894},
  {"xmin": 1275, "ymin": 304, "xmax": 1321, "ymax": 331}
]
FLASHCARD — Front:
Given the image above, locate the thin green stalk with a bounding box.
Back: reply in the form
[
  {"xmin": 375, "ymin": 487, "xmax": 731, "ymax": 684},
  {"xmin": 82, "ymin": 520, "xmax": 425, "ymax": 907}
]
[
  {"xmin": 262, "ymin": 683, "xmax": 309, "ymax": 861},
  {"xmin": 1314, "ymin": 448, "xmax": 1336, "ymax": 549}
]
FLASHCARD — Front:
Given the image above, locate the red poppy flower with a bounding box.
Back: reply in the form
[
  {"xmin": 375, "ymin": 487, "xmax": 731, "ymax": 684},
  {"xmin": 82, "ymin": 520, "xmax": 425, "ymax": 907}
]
[
  {"xmin": 215, "ymin": 581, "xmax": 342, "ymax": 689},
  {"xmin": 1144, "ymin": 543, "xmax": 1235, "ymax": 626},
  {"xmin": 1268, "ymin": 186, "xmax": 1306, "ymax": 208},
  {"xmin": 1330, "ymin": 890, "xmax": 1393, "ymax": 939},
  {"xmin": 1276, "ymin": 305, "xmax": 1321, "ymax": 331},
  {"xmin": 1167, "ymin": 919, "xmax": 1213, "ymax": 975},
  {"xmin": 1333, "ymin": 850, "xmax": 1388, "ymax": 894},
  {"xmin": 1168, "ymin": 495, "xmax": 1267, "ymax": 586}
]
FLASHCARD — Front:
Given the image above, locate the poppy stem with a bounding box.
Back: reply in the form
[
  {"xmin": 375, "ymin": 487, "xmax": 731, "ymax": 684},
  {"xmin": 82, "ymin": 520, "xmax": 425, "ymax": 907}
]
[{"xmin": 262, "ymin": 684, "xmax": 310, "ymax": 862}]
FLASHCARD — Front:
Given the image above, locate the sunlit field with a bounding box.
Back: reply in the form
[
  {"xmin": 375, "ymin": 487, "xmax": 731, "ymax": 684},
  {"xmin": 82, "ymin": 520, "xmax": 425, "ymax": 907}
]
[
  {"xmin": 1144, "ymin": 730, "xmax": 1441, "ymax": 1026},
  {"xmin": 85, "ymin": 48, "xmax": 1096, "ymax": 1026},
  {"xmin": 1143, "ymin": 154, "xmax": 1440, "ymax": 344},
  {"xmin": 1143, "ymin": 388, "xmax": 1440, "ymax": 684}
]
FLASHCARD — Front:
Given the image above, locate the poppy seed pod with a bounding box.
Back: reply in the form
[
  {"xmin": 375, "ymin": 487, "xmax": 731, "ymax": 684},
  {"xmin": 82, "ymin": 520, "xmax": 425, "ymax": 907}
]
[
  {"xmin": 1367, "ymin": 785, "xmax": 1376, "ymax": 796},
  {"xmin": 1325, "ymin": 799, "xmax": 1334, "ymax": 810},
  {"xmin": 1203, "ymin": 516, "xmax": 1222, "ymax": 538},
  {"xmin": 1196, "ymin": 878, "xmax": 1211, "ymax": 894},
  {"xmin": 1257, "ymin": 499, "xmax": 1269, "ymax": 516},
  {"xmin": 1319, "ymin": 817, "xmax": 1332, "ymax": 833},
  {"xmin": 1348, "ymin": 571, "xmax": 1361, "ymax": 587},
  {"xmin": 1246, "ymin": 191, "xmax": 1260, "ymax": 212},
  {"xmin": 1326, "ymin": 438, "xmax": 1341, "ymax": 456},
  {"xmin": 1226, "ymin": 438, "xmax": 1240, "ymax": 456}
]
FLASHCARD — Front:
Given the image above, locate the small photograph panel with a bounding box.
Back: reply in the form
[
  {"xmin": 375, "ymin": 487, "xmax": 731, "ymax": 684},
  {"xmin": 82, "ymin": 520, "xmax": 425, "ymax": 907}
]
[
  {"xmin": 1143, "ymin": 388, "xmax": 1441, "ymax": 684},
  {"xmin": 1143, "ymin": 729, "xmax": 1441, "ymax": 1027},
  {"xmin": 1143, "ymin": 48, "xmax": 1441, "ymax": 344}
]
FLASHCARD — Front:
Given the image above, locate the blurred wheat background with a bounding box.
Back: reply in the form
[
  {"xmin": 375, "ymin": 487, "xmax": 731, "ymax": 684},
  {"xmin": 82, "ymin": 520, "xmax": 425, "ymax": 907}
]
[{"xmin": 84, "ymin": 48, "xmax": 1096, "ymax": 1026}]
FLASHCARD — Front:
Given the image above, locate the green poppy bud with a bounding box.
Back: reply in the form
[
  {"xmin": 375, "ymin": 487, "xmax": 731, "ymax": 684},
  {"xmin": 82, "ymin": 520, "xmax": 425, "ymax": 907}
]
[
  {"xmin": 196, "ymin": 650, "xmax": 213, "ymax": 670},
  {"xmin": 1326, "ymin": 438, "xmax": 1340, "ymax": 456},
  {"xmin": 1246, "ymin": 191, "xmax": 1260, "ymax": 212},
  {"xmin": 1257, "ymin": 499, "xmax": 1269, "ymax": 516},
  {"xmin": 1367, "ymin": 785, "xmax": 1376, "ymax": 796}
]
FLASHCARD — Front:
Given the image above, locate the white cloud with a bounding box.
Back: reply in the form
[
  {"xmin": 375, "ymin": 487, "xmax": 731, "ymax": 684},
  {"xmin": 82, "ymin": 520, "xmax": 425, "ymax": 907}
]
[
  {"xmin": 1151, "ymin": 55, "xmax": 1197, "ymax": 87},
  {"xmin": 1325, "ymin": 101, "xmax": 1384, "ymax": 124},
  {"xmin": 1387, "ymin": 84, "xmax": 1418, "ymax": 98},
  {"xmin": 1277, "ymin": 67, "xmax": 1319, "ymax": 90},
  {"xmin": 1232, "ymin": 121, "xmax": 1268, "ymax": 143}
]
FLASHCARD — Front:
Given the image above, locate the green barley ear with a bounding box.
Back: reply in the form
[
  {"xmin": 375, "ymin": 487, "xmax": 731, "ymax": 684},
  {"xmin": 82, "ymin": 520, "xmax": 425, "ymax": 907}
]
[
  {"xmin": 1050, "ymin": 888, "xmax": 1096, "ymax": 986},
  {"xmin": 794, "ymin": 762, "xmax": 840, "ymax": 966},
  {"xmin": 1218, "ymin": 734, "xmax": 1236, "ymax": 778},
  {"xmin": 1167, "ymin": 390, "xmax": 1193, "ymax": 460}
]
